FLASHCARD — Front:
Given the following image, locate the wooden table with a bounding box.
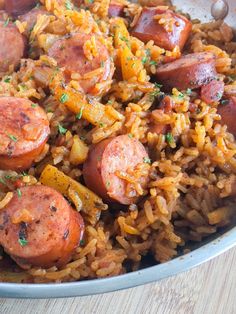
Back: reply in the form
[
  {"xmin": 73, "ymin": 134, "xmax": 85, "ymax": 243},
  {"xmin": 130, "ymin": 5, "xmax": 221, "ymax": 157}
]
[{"xmin": 0, "ymin": 247, "xmax": 235, "ymax": 314}]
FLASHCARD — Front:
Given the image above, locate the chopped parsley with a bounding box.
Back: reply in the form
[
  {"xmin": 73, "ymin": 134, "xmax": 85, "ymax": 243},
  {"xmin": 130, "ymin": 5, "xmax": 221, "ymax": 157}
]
[
  {"xmin": 60, "ymin": 93, "xmax": 69, "ymax": 103},
  {"xmin": 186, "ymin": 88, "xmax": 192, "ymax": 95},
  {"xmin": 100, "ymin": 61, "xmax": 104, "ymax": 67},
  {"xmin": 80, "ymin": 239, "xmax": 85, "ymax": 246},
  {"xmin": 17, "ymin": 188, "xmax": 22, "ymax": 198},
  {"xmin": 177, "ymin": 92, "xmax": 184, "ymax": 99},
  {"xmin": 18, "ymin": 238, "xmax": 28, "ymax": 247},
  {"xmin": 76, "ymin": 107, "xmax": 84, "ymax": 120},
  {"xmin": 119, "ymin": 35, "xmax": 129, "ymax": 44},
  {"xmin": 221, "ymin": 99, "xmax": 230, "ymax": 106},
  {"xmin": 143, "ymin": 157, "xmax": 151, "ymax": 164},
  {"xmin": 107, "ymin": 100, "xmax": 113, "ymax": 104},
  {"xmin": 106, "ymin": 181, "xmax": 111, "ymax": 187},
  {"xmin": 31, "ymin": 103, "xmax": 37, "ymax": 108},
  {"xmin": 141, "ymin": 56, "xmax": 148, "ymax": 64},
  {"xmin": 149, "ymin": 83, "xmax": 163, "ymax": 100},
  {"xmin": 150, "ymin": 60, "xmax": 157, "ymax": 66},
  {"xmin": 4, "ymin": 76, "xmax": 11, "ymax": 83},
  {"xmin": 58, "ymin": 124, "xmax": 67, "ymax": 134},
  {"xmin": 0, "ymin": 178, "xmax": 6, "ymax": 185},
  {"xmin": 99, "ymin": 122, "xmax": 104, "ymax": 128},
  {"xmin": 4, "ymin": 174, "xmax": 13, "ymax": 180},
  {"xmin": 128, "ymin": 133, "xmax": 133, "ymax": 138},
  {"xmin": 3, "ymin": 17, "xmax": 10, "ymax": 27},
  {"xmin": 165, "ymin": 132, "xmax": 174, "ymax": 144},
  {"xmin": 87, "ymin": 0, "xmax": 94, "ymax": 3},
  {"xmin": 8, "ymin": 134, "xmax": 17, "ymax": 142},
  {"xmin": 65, "ymin": 0, "xmax": 73, "ymax": 10}
]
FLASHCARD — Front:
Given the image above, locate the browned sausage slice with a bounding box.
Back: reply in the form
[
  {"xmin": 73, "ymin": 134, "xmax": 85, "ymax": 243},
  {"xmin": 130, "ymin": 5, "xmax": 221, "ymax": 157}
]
[
  {"xmin": 0, "ymin": 97, "xmax": 50, "ymax": 171},
  {"xmin": 131, "ymin": 7, "xmax": 192, "ymax": 51},
  {"xmin": 48, "ymin": 33, "xmax": 114, "ymax": 95},
  {"xmin": 83, "ymin": 135, "xmax": 149, "ymax": 205},
  {"xmin": 0, "ymin": 20, "xmax": 25, "ymax": 76},
  {"xmin": 156, "ymin": 52, "xmax": 217, "ymax": 91},
  {"xmin": 18, "ymin": 7, "xmax": 49, "ymax": 34},
  {"xmin": 0, "ymin": 185, "xmax": 84, "ymax": 269},
  {"xmin": 218, "ymin": 97, "xmax": 236, "ymax": 136},
  {"xmin": 108, "ymin": 1, "xmax": 124, "ymax": 17},
  {"xmin": 5, "ymin": 0, "xmax": 37, "ymax": 16},
  {"xmin": 201, "ymin": 79, "xmax": 224, "ymax": 104}
]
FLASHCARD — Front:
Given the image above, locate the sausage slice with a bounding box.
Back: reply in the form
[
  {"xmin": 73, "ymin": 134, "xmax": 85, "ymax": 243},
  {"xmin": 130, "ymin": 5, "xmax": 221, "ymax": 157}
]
[
  {"xmin": 83, "ymin": 135, "xmax": 149, "ymax": 205},
  {"xmin": 156, "ymin": 52, "xmax": 217, "ymax": 91},
  {"xmin": 218, "ymin": 97, "xmax": 236, "ymax": 137},
  {"xmin": 18, "ymin": 7, "xmax": 49, "ymax": 34},
  {"xmin": 48, "ymin": 33, "xmax": 114, "ymax": 95},
  {"xmin": 0, "ymin": 185, "xmax": 84, "ymax": 269},
  {"xmin": 5, "ymin": 0, "xmax": 37, "ymax": 16},
  {"xmin": 131, "ymin": 7, "xmax": 192, "ymax": 51},
  {"xmin": 0, "ymin": 20, "xmax": 26, "ymax": 76},
  {"xmin": 108, "ymin": 1, "xmax": 124, "ymax": 17},
  {"xmin": 201, "ymin": 79, "xmax": 224, "ymax": 104},
  {"xmin": 0, "ymin": 97, "xmax": 50, "ymax": 171}
]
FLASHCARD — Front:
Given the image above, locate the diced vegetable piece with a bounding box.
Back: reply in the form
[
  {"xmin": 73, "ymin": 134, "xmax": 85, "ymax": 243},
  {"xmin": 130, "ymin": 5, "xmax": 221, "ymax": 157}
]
[
  {"xmin": 52, "ymin": 77, "xmax": 118, "ymax": 127},
  {"xmin": 113, "ymin": 18, "xmax": 130, "ymax": 48},
  {"xmin": 120, "ymin": 45, "xmax": 143, "ymax": 81},
  {"xmin": 40, "ymin": 165, "xmax": 107, "ymax": 224},
  {"xmin": 69, "ymin": 135, "xmax": 89, "ymax": 165}
]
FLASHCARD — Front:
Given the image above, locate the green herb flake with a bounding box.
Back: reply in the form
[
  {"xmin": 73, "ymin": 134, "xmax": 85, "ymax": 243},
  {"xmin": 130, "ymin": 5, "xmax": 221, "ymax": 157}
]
[
  {"xmin": 154, "ymin": 83, "xmax": 162, "ymax": 89},
  {"xmin": 186, "ymin": 88, "xmax": 192, "ymax": 95},
  {"xmin": 4, "ymin": 76, "xmax": 11, "ymax": 83},
  {"xmin": 100, "ymin": 61, "xmax": 104, "ymax": 67},
  {"xmin": 80, "ymin": 239, "xmax": 85, "ymax": 246},
  {"xmin": 58, "ymin": 124, "xmax": 67, "ymax": 135},
  {"xmin": 60, "ymin": 93, "xmax": 69, "ymax": 104},
  {"xmin": 17, "ymin": 188, "xmax": 22, "ymax": 198},
  {"xmin": 128, "ymin": 133, "xmax": 133, "ymax": 138},
  {"xmin": 3, "ymin": 17, "xmax": 10, "ymax": 27},
  {"xmin": 99, "ymin": 122, "xmax": 104, "ymax": 128},
  {"xmin": 221, "ymin": 99, "xmax": 230, "ymax": 106},
  {"xmin": 141, "ymin": 56, "xmax": 148, "ymax": 64},
  {"xmin": 18, "ymin": 84, "xmax": 27, "ymax": 92},
  {"xmin": 178, "ymin": 92, "xmax": 184, "ymax": 99},
  {"xmin": 145, "ymin": 48, "xmax": 151, "ymax": 57},
  {"xmin": 216, "ymin": 91, "xmax": 223, "ymax": 99},
  {"xmin": 31, "ymin": 103, "xmax": 37, "ymax": 108},
  {"xmin": 18, "ymin": 238, "xmax": 28, "ymax": 247},
  {"xmin": 65, "ymin": 0, "xmax": 73, "ymax": 10},
  {"xmin": 8, "ymin": 134, "xmax": 17, "ymax": 142},
  {"xmin": 150, "ymin": 60, "xmax": 157, "ymax": 66},
  {"xmin": 119, "ymin": 35, "xmax": 129, "ymax": 44},
  {"xmin": 106, "ymin": 181, "xmax": 111, "ymax": 187},
  {"xmin": 143, "ymin": 157, "xmax": 151, "ymax": 164},
  {"xmin": 107, "ymin": 100, "xmax": 113, "ymax": 104},
  {"xmin": 76, "ymin": 107, "xmax": 84, "ymax": 120},
  {"xmin": 4, "ymin": 174, "xmax": 13, "ymax": 180},
  {"xmin": 88, "ymin": 0, "xmax": 94, "ymax": 3},
  {"xmin": 0, "ymin": 178, "xmax": 6, "ymax": 185},
  {"xmin": 165, "ymin": 132, "xmax": 174, "ymax": 144}
]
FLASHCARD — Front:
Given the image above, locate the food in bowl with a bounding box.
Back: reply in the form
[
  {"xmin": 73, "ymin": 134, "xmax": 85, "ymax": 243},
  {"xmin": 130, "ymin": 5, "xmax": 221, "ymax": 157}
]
[{"xmin": 0, "ymin": 0, "xmax": 235, "ymax": 283}]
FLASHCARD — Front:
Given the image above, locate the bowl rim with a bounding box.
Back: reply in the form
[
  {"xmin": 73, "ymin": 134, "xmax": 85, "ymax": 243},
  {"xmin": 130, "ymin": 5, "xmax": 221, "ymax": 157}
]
[{"xmin": 0, "ymin": 226, "xmax": 236, "ymax": 299}]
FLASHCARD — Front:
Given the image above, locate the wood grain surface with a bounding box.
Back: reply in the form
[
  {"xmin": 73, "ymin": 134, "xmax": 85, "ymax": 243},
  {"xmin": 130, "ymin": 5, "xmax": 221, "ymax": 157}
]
[{"xmin": 0, "ymin": 247, "xmax": 235, "ymax": 314}]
